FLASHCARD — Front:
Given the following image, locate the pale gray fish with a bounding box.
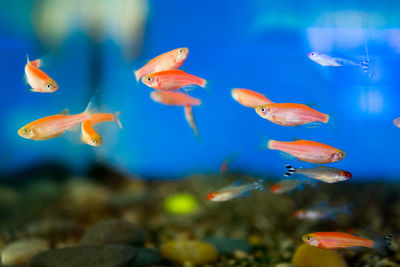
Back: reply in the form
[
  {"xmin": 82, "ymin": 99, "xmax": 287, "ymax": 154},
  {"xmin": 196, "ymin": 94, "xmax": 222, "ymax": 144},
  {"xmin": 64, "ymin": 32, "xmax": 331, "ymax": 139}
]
[{"xmin": 284, "ymin": 165, "xmax": 352, "ymax": 183}]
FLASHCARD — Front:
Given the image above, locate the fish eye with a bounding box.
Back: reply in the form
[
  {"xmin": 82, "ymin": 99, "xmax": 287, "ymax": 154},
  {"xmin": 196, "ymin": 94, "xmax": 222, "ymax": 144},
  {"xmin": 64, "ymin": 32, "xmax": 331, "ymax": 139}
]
[
  {"xmin": 47, "ymin": 83, "xmax": 52, "ymax": 88},
  {"xmin": 311, "ymin": 52, "xmax": 315, "ymax": 56},
  {"xmin": 261, "ymin": 108, "xmax": 265, "ymax": 112},
  {"xmin": 23, "ymin": 128, "xmax": 30, "ymax": 134},
  {"xmin": 339, "ymin": 152, "xmax": 345, "ymax": 158},
  {"xmin": 305, "ymin": 236, "xmax": 312, "ymax": 241},
  {"xmin": 147, "ymin": 77, "xmax": 152, "ymax": 82},
  {"xmin": 179, "ymin": 49, "xmax": 184, "ymax": 53}
]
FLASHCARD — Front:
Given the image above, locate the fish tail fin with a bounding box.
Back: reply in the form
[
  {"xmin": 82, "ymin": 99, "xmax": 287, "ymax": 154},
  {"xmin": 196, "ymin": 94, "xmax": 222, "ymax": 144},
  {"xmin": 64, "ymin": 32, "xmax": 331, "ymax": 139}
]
[
  {"xmin": 84, "ymin": 97, "xmax": 97, "ymax": 115},
  {"xmin": 284, "ymin": 164, "xmax": 296, "ymax": 177},
  {"xmin": 134, "ymin": 70, "xmax": 140, "ymax": 83},
  {"xmin": 30, "ymin": 59, "xmax": 43, "ymax": 68},
  {"xmin": 199, "ymin": 78, "xmax": 207, "ymax": 88},
  {"xmin": 253, "ymin": 179, "xmax": 265, "ymax": 191},
  {"xmin": 373, "ymin": 234, "xmax": 393, "ymax": 255},
  {"xmin": 114, "ymin": 111, "xmax": 123, "ymax": 129},
  {"xmin": 360, "ymin": 59, "xmax": 369, "ymax": 73},
  {"xmin": 267, "ymin": 139, "xmax": 277, "ymax": 150}
]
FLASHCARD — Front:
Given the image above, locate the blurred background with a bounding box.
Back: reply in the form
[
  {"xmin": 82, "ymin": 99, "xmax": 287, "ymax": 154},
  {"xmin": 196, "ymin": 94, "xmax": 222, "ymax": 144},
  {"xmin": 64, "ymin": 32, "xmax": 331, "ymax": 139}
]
[{"xmin": 1, "ymin": 0, "xmax": 400, "ymax": 180}]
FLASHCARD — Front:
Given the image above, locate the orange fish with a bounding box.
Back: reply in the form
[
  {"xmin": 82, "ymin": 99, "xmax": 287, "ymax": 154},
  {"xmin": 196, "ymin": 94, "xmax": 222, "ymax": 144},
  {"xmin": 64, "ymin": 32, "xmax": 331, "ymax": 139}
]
[
  {"xmin": 184, "ymin": 105, "xmax": 198, "ymax": 136},
  {"xmin": 231, "ymin": 88, "xmax": 274, "ymax": 108},
  {"xmin": 142, "ymin": 69, "xmax": 206, "ymax": 91},
  {"xmin": 81, "ymin": 120, "xmax": 102, "ymax": 146},
  {"xmin": 134, "ymin": 48, "xmax": 189, "ymax": 82},
  {"xmin": 25, "ymin": 55, "xmax": 58, "ymax": 93},
  {"xmin": 150, "ymin": 91, "xmax": 201, "ymax": 106},
  {"xmin": 18, "ymin": 101, "xmax": 95, "ymax": 141},
  {"xmin": 303, "ymin": 232, "xmax": 392, "ymax": 252},
  {"xmin": 267, "ymin": 139, "xmax": 346, "ymax": 164},
  {"xmin": 255, "ymin": 103, "xmax": 329, "ymax": 126}
]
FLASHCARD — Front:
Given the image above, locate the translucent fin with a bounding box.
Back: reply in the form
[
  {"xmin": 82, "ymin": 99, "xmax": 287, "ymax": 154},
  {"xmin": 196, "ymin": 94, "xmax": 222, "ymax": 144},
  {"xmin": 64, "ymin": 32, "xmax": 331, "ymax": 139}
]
[
  {"xmin": 26, "ymin": 54, "xmax": 30, "ymax": 64},
  {"xmin": 373, "ymin": 234, "xmax": 393, "ymax": 255},
  {"xmin": 304, "ymin": 103, "xmax": 319, "ymax": 108},
  {"xmin": 303, "ymin": 122, "xmax": 322, "ymax": 128},
  {"xmin": 292, "ymin": 138, "xmax": 302, "ymax": 141},
  {"xmin": 134, "ymin": 70, "xmax": 140, "ymax": 83},
  {"xmin": 279, "ymin": 152, "xmax": 296, "ymax": 160},
  {"xmin": 253, "ymin": 179, "xmax": 265, "ymax": 191},
  {"xmin": 114, "ymin": 112, "xmax": 122, "ymax": 129},
  {"xmin": 30, "ymin": 59, "xmax": 42, "ymax": 68},
  {"xmin": 58, "ymin": 108, "xmax": 70, "ymax": 115},
  {"xmin": 30, "ymin": 88, "xmax": 40, "ymax": 92},
  {"xmin": 84, "ymin": 97, "xmax": 97, "ymax": 115}
]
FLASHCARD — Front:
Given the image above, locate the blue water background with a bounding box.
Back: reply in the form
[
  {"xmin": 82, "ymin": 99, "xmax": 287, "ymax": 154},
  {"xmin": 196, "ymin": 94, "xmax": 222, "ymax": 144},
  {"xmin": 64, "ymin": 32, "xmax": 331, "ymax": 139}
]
[{"xmin": 1, "ymin": 0, "xmax": 400, "ymax": 180}]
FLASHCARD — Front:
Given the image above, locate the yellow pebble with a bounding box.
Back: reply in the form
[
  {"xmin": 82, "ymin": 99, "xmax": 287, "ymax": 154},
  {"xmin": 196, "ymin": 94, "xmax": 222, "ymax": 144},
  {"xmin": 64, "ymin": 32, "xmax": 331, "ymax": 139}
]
[
  {"xmin": 161, "ymin": 240, "xmax": 218, "ymax": 265},
  {"xmin": 292, "ymin": 243, "xmax": 347, "ymax": 267}
]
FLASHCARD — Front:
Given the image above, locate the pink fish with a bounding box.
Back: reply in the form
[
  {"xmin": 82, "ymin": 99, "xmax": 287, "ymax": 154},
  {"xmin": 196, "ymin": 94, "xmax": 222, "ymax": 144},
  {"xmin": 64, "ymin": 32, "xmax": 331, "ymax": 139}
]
[
  {"xmin": 142, "ymin": 69, "xmax": 206, "ymax": 91},
  {"xmin": 134, "ymin": 47, "xmax": 189, "ymax": 82}
]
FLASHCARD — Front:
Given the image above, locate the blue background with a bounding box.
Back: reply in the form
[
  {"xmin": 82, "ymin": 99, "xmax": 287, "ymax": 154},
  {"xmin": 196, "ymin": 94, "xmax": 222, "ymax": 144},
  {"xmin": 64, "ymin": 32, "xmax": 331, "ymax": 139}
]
[{"xmin": 1, "ymin": 0, "xmax": 400, "ymax": 180}]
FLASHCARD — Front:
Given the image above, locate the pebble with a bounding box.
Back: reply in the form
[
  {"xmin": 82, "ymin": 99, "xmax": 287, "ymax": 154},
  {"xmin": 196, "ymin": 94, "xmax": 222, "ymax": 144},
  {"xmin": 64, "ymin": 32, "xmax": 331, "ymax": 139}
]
[
  {"xmin": 26, "ymin": 218, "xmax": 83, "ymax": 241},
  {"xmin": 27, "ymin": 244, "xmax": 137, "ymax": 267},
  {"xmin": 292, "ymin": 243, "xmax": 348, "ymax": 267},
  {"xmin": 161, "ymin": 240, "xmax": 218, "ymax": 265},
  {"xmin": 1, "ymin": 238, "xmax": 50, "ymax": 266},
  {"xmin": 80, "ymin": 219, "xmax": 145, "ymax": 246},
  {"xmin": 132, "ymin": 247, "xmax": 161, "ymax": 266}
]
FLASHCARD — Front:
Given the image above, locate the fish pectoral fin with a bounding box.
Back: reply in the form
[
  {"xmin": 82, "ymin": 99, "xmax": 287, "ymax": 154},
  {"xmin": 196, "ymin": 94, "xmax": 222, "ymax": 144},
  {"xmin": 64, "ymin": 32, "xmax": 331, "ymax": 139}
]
[
  {"xmin": 279, "ymin": 152, "xmax": 297, "ymax": 160},
  {"xmin": 30, "ymin": 88, "xmax": 40, "ymax": 92},
  {"xmin": 58, "ymin": 108, "xmax": 70, "ymax": 115},
  {"xmin": 303, "ymin": 122, "xmax": 322, "ymax": 128}
]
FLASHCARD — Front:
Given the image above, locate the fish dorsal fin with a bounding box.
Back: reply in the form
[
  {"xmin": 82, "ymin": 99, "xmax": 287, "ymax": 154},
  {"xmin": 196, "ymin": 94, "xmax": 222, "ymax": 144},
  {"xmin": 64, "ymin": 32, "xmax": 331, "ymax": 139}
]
[
  {"xmin": 26, "ymin": 54, "xmax": 30, "ymax": 64},
  {"xmin": 58, "ymin": 108, "xmax": 69, "ymax": 115},
  {"xmin": 293, "ymin": 138, "xmax": 302, "ymax": 141},
  {"xmin": 224, "ymin": 180, "xmax": 243, "ymax": 189},
  {"xmin": 304, "ymin": 103, "xmax": 319, "ymax": 108}
]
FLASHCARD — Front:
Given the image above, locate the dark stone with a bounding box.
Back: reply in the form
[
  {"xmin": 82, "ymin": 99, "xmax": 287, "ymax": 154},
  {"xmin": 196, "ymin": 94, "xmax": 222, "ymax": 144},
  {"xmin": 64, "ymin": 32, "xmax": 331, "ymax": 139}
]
[
  {"xmin": 132, "ymin": 248, "xmax": 161, "ymax": 267},
  {"xmin": 27, "ymin": 245, "xmax": 138, "ymax": 267},
  {"xmin": 80, "ymin": 219, "xmax": 145, "ymax": 246}
]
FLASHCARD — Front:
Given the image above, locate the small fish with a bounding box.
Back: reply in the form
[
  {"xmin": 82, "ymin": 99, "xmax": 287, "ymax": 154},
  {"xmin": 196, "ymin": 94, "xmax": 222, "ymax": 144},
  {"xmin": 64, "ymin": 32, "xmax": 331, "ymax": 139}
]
[
  {"xmin": 307, "ymin": 51, "xmax": 369, "ymax": 71},
  {"xmin": 294, "ymin": 203, "xmax": 352, "ymax": 221},
  {"xmin": 270, "ymin": 179, "xmax": 303, "ymax": 194},
  {"xmin": 184, "ymin": 105, "xmax": 198, "ymax": 136},
  {"xmin": 255, "ymin": 103, "xmax": 329, "ymax": 126},
  {"xmin": 134, "ymin": 47, "xmax": 189, "ymax": 82},
  {"xmin": 25, "ymin": 55, "xmax": 58, "ymax": 93},
  {"xmin": 393, "ymin": 117, "xmax": 400, "ymax": 128},
  {"xmin": 284, "ymin": 165, "xmax": 351, "ymax": 183},
  {"xmin": 303, "ymin": 232, "xmax": 392, "ymax": 253},
  {"xmin": 207, "ymin": 179, "xmax": 264, "ymax": 202},
  {"xmin": 18, "ymin": 100, "xmax": 95, "ymax": 141},
  {"xmin": 266, "ymin": 139, "xmax": 346, "ymax": 164},
  {"xmin": 81, "ymin": 120, "xmax": 102, "ymax": 147},
  {"xmin": 231, "ymin": 88, "xmax": 274, "ymax": 108},
  {"xmin": 150, "ymin": 91, "xmax": 201, "ymax": 106},
  {"xmin": 142, "ymin": 69, "xmax": 206, "ymax": 91},
  {"xmin": 220, "ymin": 154, "xmax": 238, "ymax": 173}
]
